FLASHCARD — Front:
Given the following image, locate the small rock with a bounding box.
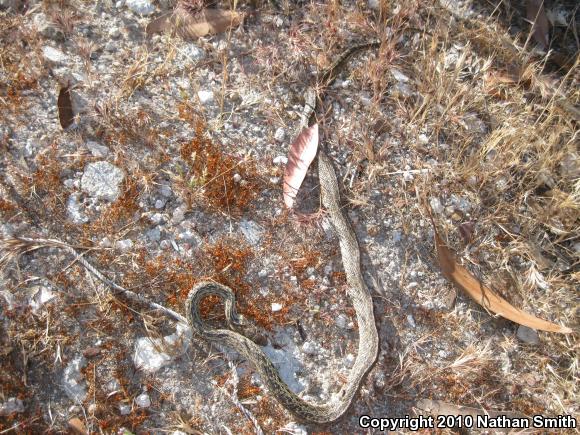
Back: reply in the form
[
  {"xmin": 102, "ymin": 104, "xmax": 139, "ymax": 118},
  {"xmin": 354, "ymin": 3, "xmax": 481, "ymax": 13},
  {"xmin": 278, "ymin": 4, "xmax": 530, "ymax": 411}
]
[
  {"xmin": 516, "ymin": 326, "xmax": 539, "ymax": 345},
  {"xmin": 391, "ymin": 68, "xmax": 410, "ymax": 82},
  {"xmin": 85, "ymin": 141, "xmax": 109, "ymax": 158},
  {"xmin": 273, "ymin": 155, "xmax": 288, "ymax": 165},
  {"xmin": 335, "ymin": 314, "xmax": 348, "ymax": 329},
  {"xmin": 67, "ymin": 194, "xmax": 89, "ymax": 224},
  {"xmin": 302, "ymin": 341, "xmax": 319, "ymax": 355},
  {"xmin": 0, "ymin": 398, "xmax": 24, "ymax": 416},
  {"xmin": 240, "ymin": 220, "xmax": 263, "ymax": 246},
  {"xmin": 233, "ymin": 173, "xmax": 242, "ymax": 183},
  {"xmin": 154, "ymin": 198, "xmax": 166, "ymax": 209},
  {"xmin": 135, "ymin": 393, "xmax": 151, "ymax": 408},
  {"xmin": 119, "ymin": 403, "xmax": 131, "ymax": 415},
  {"xmin": 115, "ymin": 239, "xmax": 133, "ymax": 252},
  {"xmin": 29, "ymin": 285, "xmax": 57, "ymax": 313},
  {"xmin": 159, "ymin": 185, "xmax": 172, "ymax": 197},
  {"xmin": 171, "ymin": 204, "xmax": 187, "ymax": 224},
  {"xmin": 63, "ymin": 356, "xmax": 88, "ymax": 403},
  {"xmin": 344, "ymin": 353, "xmax": 355, "ymax": 368},
  {"xmin": 274, "ymin": 127, "xmax": 285, "ymax": 142},
  {"xmin": 81, "ymin": 162, "xmax": 125, "ymax": 202},
  {"xmin": 146, "ymin": 227, "xmax": 161, "ymax": 242},
  {"xmin": 407, "ymin": 314, "xmax": 416, "ymax": 328},
  {"xmin": 197, "ymin": 90, "xmax": 213, "ymax": 103},
  {"xmin": 367, "ymin": 0, "xmax": 380, "ymax": 11},
  {"xmin": 42, "ymin": 46, "xmax": 67, "ymax": 64},
  {"xmin": 429, "ymin": 197, "xmax": 444, "ymax": 214},
  {"xmin": 271, "ymin": 303, "xmax": 283, "ymax": 312},
  {"xmin": 126, "ymin": 0, "xmax": 155, "ymax": 15}
]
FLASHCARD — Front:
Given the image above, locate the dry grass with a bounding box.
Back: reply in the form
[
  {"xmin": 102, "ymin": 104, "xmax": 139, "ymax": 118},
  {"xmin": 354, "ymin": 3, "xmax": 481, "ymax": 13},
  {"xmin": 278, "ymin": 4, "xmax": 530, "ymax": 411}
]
[{"xmin": 0, "ymin": 0, "xmax": 578, "ymax": 432}]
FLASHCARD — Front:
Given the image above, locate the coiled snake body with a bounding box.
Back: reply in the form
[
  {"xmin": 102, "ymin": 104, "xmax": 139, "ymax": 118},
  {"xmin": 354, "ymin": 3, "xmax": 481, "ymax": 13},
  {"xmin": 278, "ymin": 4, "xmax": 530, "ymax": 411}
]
[{"xmin": 186, "ymin": 42, "xmax": 380, "ymax": 423}]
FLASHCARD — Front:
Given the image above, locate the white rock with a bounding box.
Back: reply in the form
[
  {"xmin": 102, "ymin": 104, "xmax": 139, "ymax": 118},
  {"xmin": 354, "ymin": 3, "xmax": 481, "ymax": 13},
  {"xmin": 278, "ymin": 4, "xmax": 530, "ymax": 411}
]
[
  {"xmin": 302, "ymin": 341, "xmax": 319, "ymax": 355},
  {"xmin": 344, "ymin": 353, "xmax": 355, "ymax": 368},
  {"xmin": 135, "ymin": 393, "xmax": 151, "ymax": 408},
  {"xmin": 429, "ymin": 197, "xmax": 444, "ymax": 214},
  {"xmin": 391, "ymin": 68, "xmax": 410, "ymax": 82},
  {"xmin": 67, "ymin": 194, "xmax": 89, "ymax": 224},
  {"xmin": 0, "ymin": 398, "xmax": 24, "ymax": 416},
  {"xmin": 197, "ymin": 90, "xmax": 214, "ymax": 103},
  {"xmin": 233, "ymin": 173, "xmax": 242, "ymax": 183},
  {"xmin": 81, "ymin": 162, "xmax": 125, "ymax": 201},
  {"xmin": 171, "ymin": 204, "xmax": 187, "ymax": 224},
  {"xmin": 271, "ymin": 303, "xmax": 283, "ymax": 312},
  {"xmin": 133, "ymin": 324, "xmax": 191, "ymax": 372},
  {"xmin": 406, "ymin": 314, "xmax": 416, "ymax": 328},
  {"xmin": 273, "ymin": 155, "xmax": 288, "ymax": 165},
  {"xmin": 42, "ymin": 46, "xmax": 67, "ymax": 63},
  {"xmin": 63, "ymin": 356, "xmax": 88, "ymax": 403},
  {"xmin": 115, "ymin": 239, "xmax": 133, "ymax": 252},
  {"xmin": 119, "ymin": 403, "xmax": 131, "ymax": 415},
  {"xmin": 274, "ymin": 127, "xmax": 285, "ymax": 142},
  {"xmin": 126, "ymin": 0, "xmax": 155, "ymax": 15}
]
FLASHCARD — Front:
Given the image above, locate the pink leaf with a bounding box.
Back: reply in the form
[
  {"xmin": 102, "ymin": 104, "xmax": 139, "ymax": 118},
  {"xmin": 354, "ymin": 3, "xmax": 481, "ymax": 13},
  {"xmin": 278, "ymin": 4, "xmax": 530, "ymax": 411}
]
[{"xmin": 283, "ymin": 124, "xmax": 319, "ymax": 208}]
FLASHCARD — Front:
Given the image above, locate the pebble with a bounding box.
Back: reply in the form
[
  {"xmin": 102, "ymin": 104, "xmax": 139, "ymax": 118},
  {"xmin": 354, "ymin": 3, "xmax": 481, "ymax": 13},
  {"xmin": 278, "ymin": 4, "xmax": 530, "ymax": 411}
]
[
  {"xmin": 67, "ymin": 194, "xmax": 89, "ymax": 224},
  {"xmin": 154, "ymin": 198, "xmax": 166, "ymax": 209},
  {"xmin": 406, "ymin": 314, "xmax": 416, "ymax": 328},
  {"xmin": 197, "ymin": 90, "xmax": 214, "ymax": 103},
  {"xmin": 274, "ymin": 127, "xmax": 285, "ymax": 142},
  {"xmin": 119, "ymin": 403, "xmax": 131, "ymax": 415},
  {"xmin": 42, "ymin": 46, "xmax": 68, "ymax": 64},
  {"xmin": 271, "ymin": 303, "xmax": 283, "ymax": 312},
  {"xmin": 429, "ymin": 197, "xmax": 444, "ymax": 214},
  {"xmin": 81, "ymin": 161, "xmax": 125, "ymax": 201},
  {"xmin": 233, "ymin": 173, "xmax": 242, "ymax": 183},
  {"xmin": 63, "ymin": 356, "xmax": 88, "ymax": 403},
  {"xmin": 239, "ymin": 220, "xmax": 263, "ymax": 246},
  {"xmin": 146, "ymin": 227, "xmax": 161, "ymax": 242},
  {"xmin": 159, "ymin": 185, "xmax": 172, "ymax": 197},
  {"xmin": 273, "ymin": 155, "xmax": 288, "ymax": 165},
  {"xmin": 516, "ymin": 325, "xmax": 539, "ymax": 345},
  {"xmin": 85, "ymin": 141, "xmax": 109, "ymax": 158},
  {"xmin": 302, "ymin": 341, "xmax": 319, "ymax": 355},
  {"xmin": 135, "ymin": 393, "xmax": 151, "ymax": 408},
  {"xmin": 171, "ymin": 204, "xmax": 187, "ymax": 224},
  {"xmin": 344, "ymin": 353, "xmax": 355, "ymax": 368},
  {"xmin": 115, "ymin": 239, "xmax": 133, "ymax": 252},
  {"xmin": 126, "ymin": 0, "xmax": 155, "ymax": 15},
  {"xmin": 28, "ymin": 285, "xmax": 57, "ymax": 313}
]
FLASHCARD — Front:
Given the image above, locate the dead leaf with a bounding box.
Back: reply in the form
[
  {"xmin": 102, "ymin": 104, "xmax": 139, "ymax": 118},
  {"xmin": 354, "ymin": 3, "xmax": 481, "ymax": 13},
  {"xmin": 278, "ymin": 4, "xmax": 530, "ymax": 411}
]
[
  {"xmin": 57, "ymin": 86, "xmax": 74, "ymax": 129},
  {"xmin": 68, "ymin": 417, "xmax": 88, "ymax": 435},
  {"xmin": 283, "ymin": 124, "xmax": 319, "ymax": 208},
  {"xmin": 429, "ymin": 216, "xmax": 572, "ymax": 333},
  {"xmin": 526, "ymin": 0, "xmax": 550, "ymax": 49},
  {"xmin": 146, "ymin": 7, "xmax": 243, "ymax": 39},
  {"xmin": 416, "ymin": 399, "xmax": 529, "ymax": 432}
]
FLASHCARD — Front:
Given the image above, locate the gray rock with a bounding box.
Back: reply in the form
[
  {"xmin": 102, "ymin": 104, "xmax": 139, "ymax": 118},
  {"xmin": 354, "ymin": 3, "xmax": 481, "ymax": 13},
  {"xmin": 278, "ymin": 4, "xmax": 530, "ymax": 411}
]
[
  {"xmin": 0, "ymin": 398, "xmax": 24, "ymax": 416},
  {"xmin": 240, "ymin": 220, "xmax": 263, "ymax": 246},
  {"xmin": 126, "ymin": 0, "xmax": 155, "ymax": 15},
  {"xmin": 119, "ymin": 403, "xmax": 131, "ymax": 415},
  {"xmin": 154, "ymin": 198, "xmax": 166, "ymax": 209},
  {"xmin": 197, "ymin": 90, "xmax": 213, "ymax": 103},
  {"xmin": 146, "ymin": 227, "xmax": 161, "ymax": 242},
  {"xmin": 517, "ymin": 326, "xmax": 539, "ymax": 345},
  {"xmin": 81, "ymin": 161, "xmax": 124, "ymax": 201},
  {"xmin": 115, "ymin": 239, "xmax": 133, "ymax": 252},
  {"xmin": 85, "ymin": 141, "xmax": 109, "ymax": 158},
  {"xmin": 135, "ymin": 393, "xmax": 151, "ymax": 408},
  {"xmin": 159, "ymin": 185, "xmax": 172, "ymax": 197},
  {"xmin": 274, "ymin": 127, "xmax": 285, "ymax": 142},
  {"xmin": 63, "ymin": 356, "xmax": 88, "ymax": 403},
  {"xmin": 171, "ymin": 204, "xmax": 187, "ymax": 224}
]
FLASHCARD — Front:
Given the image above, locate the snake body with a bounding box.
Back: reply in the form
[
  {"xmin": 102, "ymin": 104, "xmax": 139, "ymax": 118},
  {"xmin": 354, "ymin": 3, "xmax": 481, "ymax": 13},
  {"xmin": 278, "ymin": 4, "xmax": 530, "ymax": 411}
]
[{"xmin": 186, "ymin": 42, "xmax": 380, "ymax": 423}]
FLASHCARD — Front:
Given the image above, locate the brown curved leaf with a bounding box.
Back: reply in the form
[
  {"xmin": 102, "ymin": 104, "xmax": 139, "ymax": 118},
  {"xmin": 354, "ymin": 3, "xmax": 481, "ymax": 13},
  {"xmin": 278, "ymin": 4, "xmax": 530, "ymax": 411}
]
[
  {"xmin": 57, "ymin": 85, "xmax": 74, "ymax": 129},
  {"xmin": 146, "ymin": 7, "xmax": 243, "ymax": 39},
  {"xmin": 431, "ymin": 218, "xmax": 572, "ymax": 334},
  {"xmin": 283, "ymin": 124, "xmax": 319, "ymax": 208},
  {"xmin": 526, "ymin": 0, "xmax": 550, "ymax": 49}
]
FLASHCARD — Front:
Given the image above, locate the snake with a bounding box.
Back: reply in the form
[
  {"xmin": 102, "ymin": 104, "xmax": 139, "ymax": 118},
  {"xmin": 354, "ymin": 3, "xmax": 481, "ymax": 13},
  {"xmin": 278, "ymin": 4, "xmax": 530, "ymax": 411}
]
[{"xmin": 186, "ymin": 41, "xmax": 381, "ymax": 423}]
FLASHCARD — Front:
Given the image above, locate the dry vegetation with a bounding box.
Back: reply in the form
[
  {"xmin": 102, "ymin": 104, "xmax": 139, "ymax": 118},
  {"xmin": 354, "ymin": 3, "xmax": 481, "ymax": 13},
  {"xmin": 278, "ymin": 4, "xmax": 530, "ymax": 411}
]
[{"xmin": 0, "ymin": 0, "xmax": 578, "ymax": 433}]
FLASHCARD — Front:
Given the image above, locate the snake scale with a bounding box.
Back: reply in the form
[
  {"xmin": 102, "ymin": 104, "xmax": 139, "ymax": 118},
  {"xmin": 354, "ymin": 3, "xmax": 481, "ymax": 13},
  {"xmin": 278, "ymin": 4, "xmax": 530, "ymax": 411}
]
[{"xmin": 186, "ymin": 41, "xmax": 381, "ymax": 423}]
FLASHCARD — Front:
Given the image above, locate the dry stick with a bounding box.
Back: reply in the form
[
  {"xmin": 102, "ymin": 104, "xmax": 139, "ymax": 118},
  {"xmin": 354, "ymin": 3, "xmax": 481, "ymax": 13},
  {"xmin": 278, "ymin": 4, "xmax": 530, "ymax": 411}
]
[{"xmin": 0, "ymin": 236, "xmax": 187, "ymax": 325}]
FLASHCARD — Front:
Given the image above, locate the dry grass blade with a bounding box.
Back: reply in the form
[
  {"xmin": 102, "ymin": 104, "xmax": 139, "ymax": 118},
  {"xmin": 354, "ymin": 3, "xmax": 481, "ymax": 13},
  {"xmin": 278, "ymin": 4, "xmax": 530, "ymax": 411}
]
[
  {"xmin": 429, "ymin": 218, "xmax": 572, "ymax": 334},
  {"xmin": 146, "ymin": 7, "xmax": 243, "ymax": 39},
  {"xmin": 57, "ymin": 85, "xmax": 74, "ymax": 129},
  {"xmin": 283, "ymin": 124, "xmax": 319, "ymax": 208},
  {"xmin": 526, "ymin": 0, "xmax": 550, "ymax": 49}
]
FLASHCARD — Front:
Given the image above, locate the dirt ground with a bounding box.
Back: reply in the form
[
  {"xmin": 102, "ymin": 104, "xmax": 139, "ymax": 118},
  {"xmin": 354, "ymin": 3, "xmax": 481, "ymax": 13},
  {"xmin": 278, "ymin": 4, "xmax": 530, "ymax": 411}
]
[{"xmin": 0, "ymin": 0, "xmax": 578, "ymax": 433}]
